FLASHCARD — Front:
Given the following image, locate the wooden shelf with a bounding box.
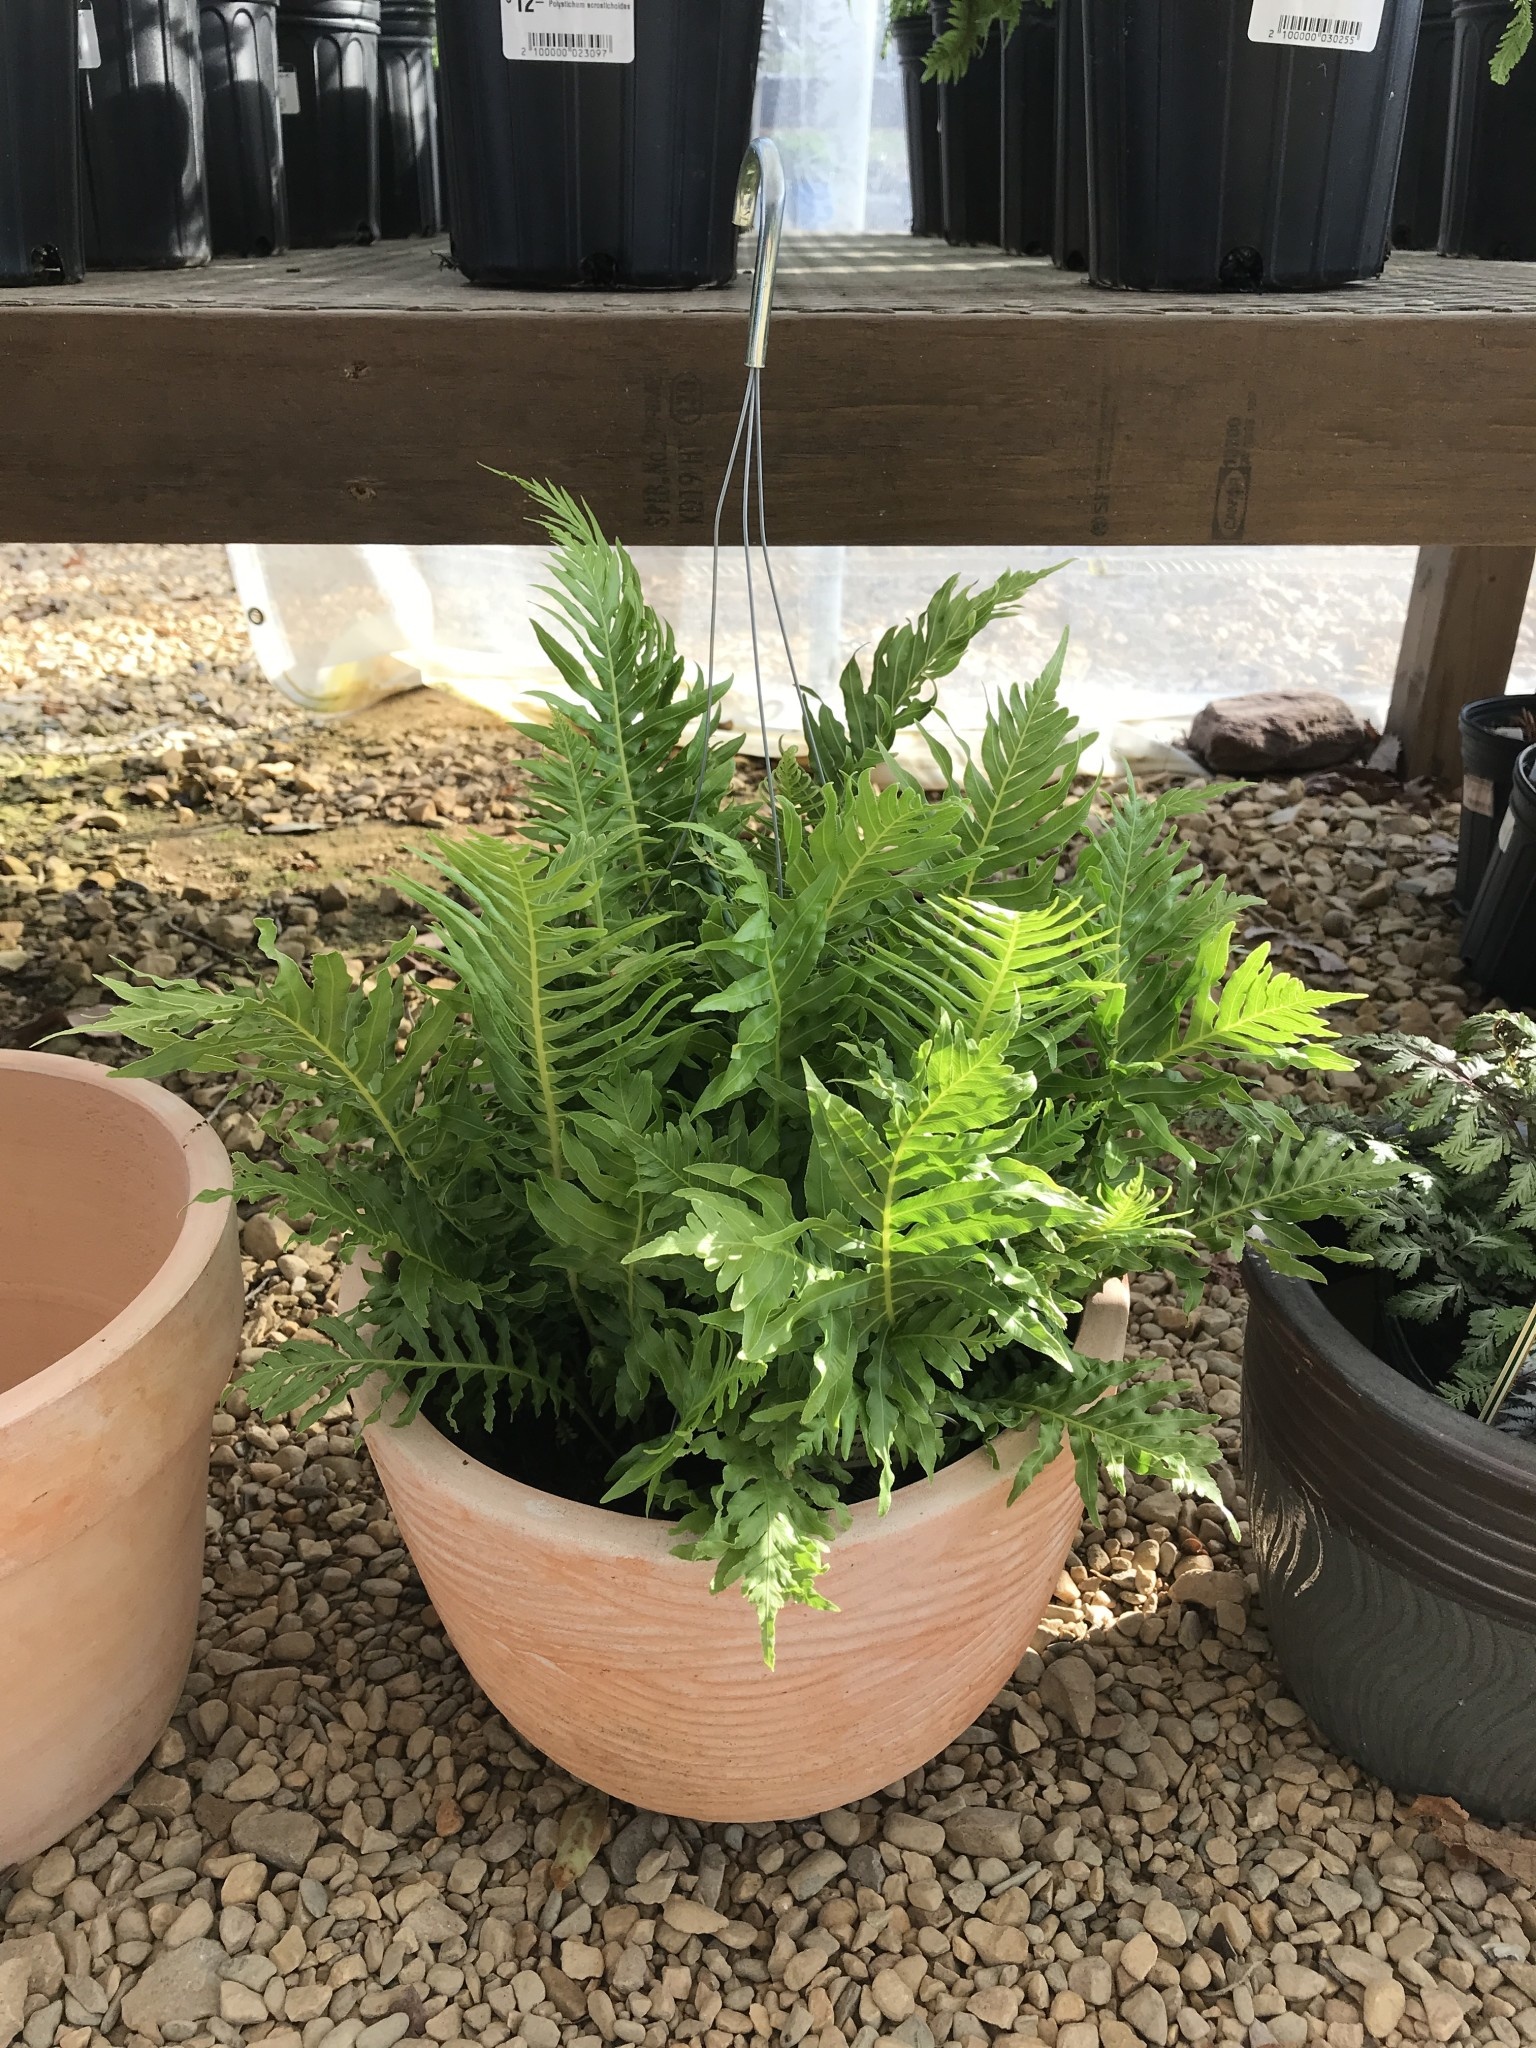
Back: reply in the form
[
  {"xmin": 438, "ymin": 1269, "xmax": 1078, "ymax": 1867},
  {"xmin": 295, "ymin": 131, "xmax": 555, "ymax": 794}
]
[{"xmin": 5, "ymin": 234, "xmax": 1536, "ymax": 546}]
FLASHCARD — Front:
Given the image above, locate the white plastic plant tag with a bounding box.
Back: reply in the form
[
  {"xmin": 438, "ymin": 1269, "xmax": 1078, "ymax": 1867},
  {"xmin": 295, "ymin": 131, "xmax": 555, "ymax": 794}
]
[
  {"xmin": 1247, "ymin": 0, "xmax": 1385, "ymax": 50},
  {"xmin": 278, "ymin": 68, "xmax": 301, "ymax": 114},
  {"xmin": 501, "ymin": 0, "xmax": 634, "ymax": 63},
  {"xmin": 1464, "ymin": 774, "xmax": 1496, "ymax": 819},
  {"xmin": 77, "ymin": 4, "xmax": 101, "ymax": 69}
]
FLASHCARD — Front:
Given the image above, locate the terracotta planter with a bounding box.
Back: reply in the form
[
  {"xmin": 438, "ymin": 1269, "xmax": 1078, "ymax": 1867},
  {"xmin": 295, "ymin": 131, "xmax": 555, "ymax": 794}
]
[
  {"xmin": 351, "ymin": 1272, "xmax": 1129, "ymax": 1821},
  {"xmin": 0, "ymin": 1051, "xmax": 242, "ymax": 1864}
]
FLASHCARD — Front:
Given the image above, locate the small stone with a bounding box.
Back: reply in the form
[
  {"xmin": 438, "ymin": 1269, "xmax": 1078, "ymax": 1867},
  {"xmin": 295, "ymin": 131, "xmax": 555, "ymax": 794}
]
[
  {"xmin": 165, "ymin": 1900, "xmax": 215, "ymax": 1950},
  {"xmin": 819, "ymin": 1807, "xmax": 862, "ymax": 1848},
  {"xmin": 966, "ymin": 1921, "xmax": 1031, "ymax": 1968},
  {"xmin": 240, "ymin": 1211, "xmax": 293, "ymax": 1261},
  {"xmin": 786, "ymin": 1848, "xmax": 847, "ymax": 1902},
  {"xmin": 1070, "ymin": 1959, "xmax": 1115, "ymax": 2008},
  {"xmin": 226, "ymin": 1763, "xmax": 281, "ymax": 1801},
  {"xmin": 0, "ymin": 1959, "xmax": 31, "ymax": 2048},
  {"xmin": 400, "ymin": 1900, "xmax": 467, "ymax": 1944},
  {"xmin": 1121, "ymin": 1933, "xmax": 1158, "ymax": 1983},
  {"xmin": 1059, "ymin": 2026, "xmax": 1101, "ymax": 2048},
  {"xmin": 0, "ymin": 1938, "xmax": 64, "ymax": 2000},
  {"xmin": 1273, "ymin": 1965, "xmax": 1329, "ymax": 2002},
  {"xmin": 284, "ymin": 1985, "xmax": 332, "ymax": 2023},
  {"xmin": 28, "ymin": 1849, "xmax": 74, "ymax": 1900},
  {"xmin": 1122, "ymin": 1985, "xmax": 1170, "ymax": 2048},
  {"xmin": 356, "ymin": 2018, "xmax": 411, "ymax": 2048},
  {"xmin": 1133, "ymin": 1489, "xmax": 1185, "ymax": 1526},
  {"xmin": 559, "ymin": 1939, "xmax": 603, "ymax": 1980},
  {"xmin": 520, "ymin": 2021, "xmax": 561, "ymax": 2048},
  {"xmin": 220, "ymin": 1981, "xmax": 271, "ymax": 2026},
  {"xmin": 1361, "ymin": 1979, "xmax": 1406, "ymax": 2040},
  {"xmin": 121, "ymin": 1939, "xmax": 227, "ymax": 2031},
  {"xmin": 872, "ymin": 1972, "xmax": 917, "ymax": 2024},
  {"xmin": 1040, "ymin": 1654, "xmax": 1099, "ymax": 1737},
  {"xmin": 268, "ymin": 1629, "xmax": 316, "ymax": 1661},
  {"xmin": 1142, "ymin": 1899, "xmax": 1187, "ymax": 1949},
  {"xmin": 1419, "ymin": 1987, "xmax": 1466, "ymax": 2042},
  {"xmin": 231, "ymin": 1808, "xmax": 322, "ymax": 1873},
  {"xmin": 134, "ymin": 1769, "xmax": 193, "ymax": 1820},
  {"xmin": 1262, "ymin": 1697, "xmax": 1308, "ymax": 1728},
  {"xmin": 943, "ymin": 1808, "xmax": 1023, "ymax": 1861},
  {"xmin": 883, "ymin": 1812, "xmax": 947, "ymax": 1855},
  {"xmin": 661, "ymin": 1896, "xmax": 729, "ymax": 1937},
  {"xmin": 970, "ymin": 1986, "xmax": 1025, "ymax": 2031},
  {"xmin": 605, "ymin": 1813, "xmax": 663, "ymax": 1885}
]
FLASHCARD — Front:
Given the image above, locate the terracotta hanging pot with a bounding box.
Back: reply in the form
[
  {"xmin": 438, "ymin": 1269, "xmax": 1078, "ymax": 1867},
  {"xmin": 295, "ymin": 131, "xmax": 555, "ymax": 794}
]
[
  {"xmin": 347, "ymin": 1268, "xmax": 1130, "ymax": 1822},
  {"xmin": 0, "ymin": 1051, "xmax": 242, "ymax": 1864}
]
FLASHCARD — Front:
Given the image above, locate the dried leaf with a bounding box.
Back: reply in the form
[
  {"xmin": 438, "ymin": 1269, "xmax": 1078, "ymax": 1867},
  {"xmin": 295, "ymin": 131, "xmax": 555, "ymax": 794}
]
[
  {"xmin": 1407, "ymin": 1795, "xmax": 1536, "ymax": 1883},
  {"xmin": 549, "ymin": 1786, "xmax": 611, "ymax": 1892}
]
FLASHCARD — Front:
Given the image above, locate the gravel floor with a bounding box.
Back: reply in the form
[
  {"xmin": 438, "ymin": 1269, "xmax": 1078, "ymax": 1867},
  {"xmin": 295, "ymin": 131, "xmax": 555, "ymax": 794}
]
[{"xmin": 1, "ymin": 545, "xmax": 1526, "ymax": 2048}]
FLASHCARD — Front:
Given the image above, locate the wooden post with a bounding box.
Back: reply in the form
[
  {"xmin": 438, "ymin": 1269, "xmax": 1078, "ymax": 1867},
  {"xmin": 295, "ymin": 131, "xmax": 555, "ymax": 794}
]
[{"xmin": 1388, "ymin": 546, "xmax": 1536, "ymax": 781}]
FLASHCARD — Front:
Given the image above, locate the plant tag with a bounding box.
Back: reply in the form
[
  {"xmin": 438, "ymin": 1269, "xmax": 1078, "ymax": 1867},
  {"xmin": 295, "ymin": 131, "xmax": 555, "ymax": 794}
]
[
  {"xmin": 501, "ymin": 0, "xmax": 634, "ymax": 63},
  {"xmin": 1247, "ymin": 0, "xmax": 1385, "ymax": 50},
  {"xmin": 77, "ymin": 3, "xmax": 101, "ymax": 69},
  {"xmin": 1463, "ymin": 774, "xmax": 1496, "ymax": 819},
  {"xmin": 278, "ymin": 68, "xmax": 301, "ymax": 114}
]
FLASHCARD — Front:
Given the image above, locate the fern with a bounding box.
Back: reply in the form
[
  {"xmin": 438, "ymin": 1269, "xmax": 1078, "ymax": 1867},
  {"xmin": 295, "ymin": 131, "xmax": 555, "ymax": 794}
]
[
  {"xmin": 1311, "ymin": 1014, "xmax": 1536, "ymax": 1414},
  {"xmin": 86, "ymin": 481, "xmax": 1393, "ymax": 1659},
  {"xmin": 1493, "ymin": 0, "xmax": 1533, "ymax": 80}
]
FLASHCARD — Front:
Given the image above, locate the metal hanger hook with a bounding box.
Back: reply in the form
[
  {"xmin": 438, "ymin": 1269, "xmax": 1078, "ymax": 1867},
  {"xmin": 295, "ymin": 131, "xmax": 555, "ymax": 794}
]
[{"xmin": 734, "ymin": 137, "xmax": 785, "ymax": 372}]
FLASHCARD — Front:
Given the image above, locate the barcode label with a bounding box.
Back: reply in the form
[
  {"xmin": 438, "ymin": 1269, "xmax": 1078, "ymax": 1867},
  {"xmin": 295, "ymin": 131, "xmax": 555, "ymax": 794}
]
[
  {"xmin": 502, "ymin": 0, "xmax": 634, "ymax": 62},
  {"xmin": 278, "ymin": 68, "xmax": 301, "ymax": 114},
  {"xmin": 1248, "ymin": 0, "xmax": 1383, "ymax": 48}
]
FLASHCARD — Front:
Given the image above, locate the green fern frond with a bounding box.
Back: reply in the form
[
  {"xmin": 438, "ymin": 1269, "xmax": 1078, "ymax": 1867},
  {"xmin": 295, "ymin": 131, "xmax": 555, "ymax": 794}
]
[{"xmin": 1492, "ymin": 0, "xmax": 1532, "ymax": 80}]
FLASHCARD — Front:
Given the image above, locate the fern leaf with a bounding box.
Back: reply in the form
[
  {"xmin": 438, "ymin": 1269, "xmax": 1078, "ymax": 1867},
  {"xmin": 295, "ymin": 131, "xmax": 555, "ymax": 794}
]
[{"xmin": 951, "ymin": 642, "xmax": 1097, "ymax": 909}]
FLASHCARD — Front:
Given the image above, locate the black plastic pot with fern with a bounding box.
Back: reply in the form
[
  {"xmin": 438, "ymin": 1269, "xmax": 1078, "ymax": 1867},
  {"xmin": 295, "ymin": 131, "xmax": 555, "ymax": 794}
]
[{"xmin": 1248, "ymin": 1016, "xmax": 1536, "ymax": 1821}]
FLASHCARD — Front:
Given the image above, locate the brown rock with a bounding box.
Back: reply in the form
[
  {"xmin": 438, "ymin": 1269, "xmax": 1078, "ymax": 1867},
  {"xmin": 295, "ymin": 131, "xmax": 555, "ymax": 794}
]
[{"xmin": 1187, "ymin": 691, "xmax": 1372, "ymax": 775}]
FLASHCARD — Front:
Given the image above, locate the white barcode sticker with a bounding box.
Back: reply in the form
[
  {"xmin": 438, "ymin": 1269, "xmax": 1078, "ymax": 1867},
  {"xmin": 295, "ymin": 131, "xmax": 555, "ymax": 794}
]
[
  {"xmin": 501, "ymin": 0, "xmax": 634, "ymax": 63},
  {"xmin": 278, "ymin": 67, "xmax": 301, "ymax": 114},
  {"xmin": 77, "ymin": 3, "xmax": 101, "ymax": 68},
  {"xmin": 1248, "ymin": 0, "xmax": 1384, "ymax": 49}
]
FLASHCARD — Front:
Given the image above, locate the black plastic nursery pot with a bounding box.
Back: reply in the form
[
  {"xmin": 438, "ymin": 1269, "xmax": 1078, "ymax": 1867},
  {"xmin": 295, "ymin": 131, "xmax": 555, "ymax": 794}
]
[
  {"xmin": 436, "ymin": 0, "xmax": 763, "ymax": 288},
  {"xmin": 1442, "ymin": 0, "xmax": 1536, "ymax": 258},
  {"xmin": 931, "ymin": 4, "xmax": 1003, "ymax": 246},
  {"xmin": 1053, "ymin": 0, "xmax": 1090, "ymax": 270},
  {"xmin": 80, "ymin": 0, "xmax": 211, "ymax": 268},
  {"xmin": 1000, "ymin": 1, "xmax": 1057, "ymax": 257},
  {"xmin": 379, "ymin": 1, "xmax": 440, "ymax": 236},
  {"xmin": 1462, "ymin": 743, "xmax": 1536, "ymax": 1004},
  {"xmin": 0, "ymin": 3, "xmax": 82, "ymax": 286},
  {"xmin": 1081, "ymin": 0, "xmax": 1419, "ymax": 290},
  {"xmin": 200, "ymin": 0, "xmax": 288, "ymax": 256},
  {"xmin": 278, "ymin": 0, "xmax": 382, "ymax": 248},
  {"xmin": 1454, "ymin": 693, "xmax": 1536, "ymax": 911},
  {"xmin": 1392, "ymin": 0, "xmax": 1454, "ymax": 248},
  {"xmin": 1243, "ymin": 1255, "xmax": 1536, "ymax": 1823},
  {"xmin": 892, "ymin": 10, "xmax": 943, "ymax": 236}
]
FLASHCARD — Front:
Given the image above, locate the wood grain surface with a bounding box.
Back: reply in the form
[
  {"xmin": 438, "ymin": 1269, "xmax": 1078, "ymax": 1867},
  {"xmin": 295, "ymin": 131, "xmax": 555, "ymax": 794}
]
[{"xmin": 3, "ymin": 239, "xmax": 1535, "ymax": 545}]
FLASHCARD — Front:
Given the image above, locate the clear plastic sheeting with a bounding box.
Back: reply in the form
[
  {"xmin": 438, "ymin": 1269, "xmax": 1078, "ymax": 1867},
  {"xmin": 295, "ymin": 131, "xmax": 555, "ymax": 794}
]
[{"xmin": 229, "ymin": 541, "xmax": 1431, "ymax": 773}]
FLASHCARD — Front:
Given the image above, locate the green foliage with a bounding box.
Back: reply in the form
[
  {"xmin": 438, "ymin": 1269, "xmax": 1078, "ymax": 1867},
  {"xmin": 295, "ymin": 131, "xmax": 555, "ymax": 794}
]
[
  {"xmin": 1493, "ymin": 0, "xmax": 1533, "ymax": 81},
  {"xmin": 92, "ymin": 484, "xmax": 1393, "ymax": 1659},
  {"xmin": 1311, "ymin": 1014, "xmax": 1536, "ymax": 1412}
]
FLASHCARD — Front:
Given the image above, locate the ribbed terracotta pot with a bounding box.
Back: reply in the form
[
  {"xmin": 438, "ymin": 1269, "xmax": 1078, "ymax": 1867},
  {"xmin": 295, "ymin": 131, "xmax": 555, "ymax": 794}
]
[
  {"xmin": 0, "ymin": 1051, "xmax": 242, "ymax": 1865},
  {"xmin": 350, "ymin": 1272, "xmax": 1129, "ymax": 1821}
]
